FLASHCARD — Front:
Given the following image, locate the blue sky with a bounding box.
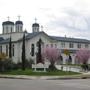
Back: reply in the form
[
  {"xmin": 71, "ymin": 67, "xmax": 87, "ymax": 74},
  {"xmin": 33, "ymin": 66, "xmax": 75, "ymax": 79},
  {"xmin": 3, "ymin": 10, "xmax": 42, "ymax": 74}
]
[{"xmin": 0, "ymin": 0, "xmax": 90, "ymax": 39}]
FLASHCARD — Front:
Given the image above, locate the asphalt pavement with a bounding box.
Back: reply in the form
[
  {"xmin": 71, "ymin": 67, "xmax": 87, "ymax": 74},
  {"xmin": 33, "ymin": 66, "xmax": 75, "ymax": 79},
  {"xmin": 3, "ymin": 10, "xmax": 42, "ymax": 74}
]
[{"xmin": 0, "ymin": 78, "xmax": 90, "ymax": 90}]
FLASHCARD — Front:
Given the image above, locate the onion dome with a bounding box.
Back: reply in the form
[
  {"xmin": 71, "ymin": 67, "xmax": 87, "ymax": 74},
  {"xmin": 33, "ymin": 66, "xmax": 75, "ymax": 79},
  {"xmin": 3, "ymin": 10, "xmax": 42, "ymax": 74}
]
[
  {"xmin": 2, "ymin": 21, "xmax": 14, "ymax": 25},
  {"xmin": 15, "ymin": 20, "xmax": 23, "ymax": 25},
  {"xmin": 32, "ymin": 23, "xmax": 39, "ymax": 27}
]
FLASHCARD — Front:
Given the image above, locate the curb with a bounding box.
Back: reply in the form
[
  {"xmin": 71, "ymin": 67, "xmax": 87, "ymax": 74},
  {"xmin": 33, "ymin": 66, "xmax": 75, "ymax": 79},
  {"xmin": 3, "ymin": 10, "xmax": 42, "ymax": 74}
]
[{"xmin": 0, "ymin": 74, "xmax": 90, "ymax": 80}]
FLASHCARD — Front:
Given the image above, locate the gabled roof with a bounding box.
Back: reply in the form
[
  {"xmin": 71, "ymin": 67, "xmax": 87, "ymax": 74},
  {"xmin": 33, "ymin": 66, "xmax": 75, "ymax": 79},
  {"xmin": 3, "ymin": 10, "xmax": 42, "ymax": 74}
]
[
  {"xmin": 0, "ymin": 38, "xmax": 10, "ymax": 44},
  {"xmin": 0, "ymin": 31, "xmax": 90, "ymax": 44},
  {"xmin": 0, "ymin": 32, "xmax": 47, "ymax": 44},
  {"xmin": 24, "ymin": 32, "xmax": 90, "ymax": 43},
  {"xmin": 50, "ymin": 36, "xmax": 90, "ymax": 43},
  {"xmin": 0, "ymin": 37, "xmax": 19, "ymax": 44},
  {"xmin": 26, "ymin": 32, "xmax": 43, "ymax": 39},
  {"xmin": 18, "ymin": 31, "xmax": 46, "ymax": 42},
  {"xmin": 0, "ymin": 37, "xmax": 4, "ymax": 41}
]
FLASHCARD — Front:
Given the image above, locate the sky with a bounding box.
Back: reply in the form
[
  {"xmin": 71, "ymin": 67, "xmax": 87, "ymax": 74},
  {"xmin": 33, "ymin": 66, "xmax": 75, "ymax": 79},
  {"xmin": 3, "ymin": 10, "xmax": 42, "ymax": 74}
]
[{"xmin": 0, "ymin": 0, "xmax": 90, "ymax": 39}]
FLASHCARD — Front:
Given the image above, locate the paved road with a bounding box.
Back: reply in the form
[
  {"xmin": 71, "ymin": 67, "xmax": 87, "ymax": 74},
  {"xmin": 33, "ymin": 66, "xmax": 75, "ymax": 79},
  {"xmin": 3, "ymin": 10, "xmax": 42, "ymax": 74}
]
[{"xmin": 0, "ymin": 78, "xmax": 90, "ymax": 90}]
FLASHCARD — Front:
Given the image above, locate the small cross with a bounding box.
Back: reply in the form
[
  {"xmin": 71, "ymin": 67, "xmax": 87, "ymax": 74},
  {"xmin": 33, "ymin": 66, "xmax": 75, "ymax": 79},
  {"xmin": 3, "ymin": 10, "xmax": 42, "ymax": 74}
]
[
  {"xmin": 41, "ymin": 25, "xmax": 43, "ymax": 31},
  {"xmin": 35, "ymin": 18, "xmax": 37, "ymax": 23},
  {"xmin": 7, "ymin": 16, "xmax": 10, "ymax": 21},
  {"xmin": 18, "ymin": 15, "xmax": 21, "ymax": 20}
]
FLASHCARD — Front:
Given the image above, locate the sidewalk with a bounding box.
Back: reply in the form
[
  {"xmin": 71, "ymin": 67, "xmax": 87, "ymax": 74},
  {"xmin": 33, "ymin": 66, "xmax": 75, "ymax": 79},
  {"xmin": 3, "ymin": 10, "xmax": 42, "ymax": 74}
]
[{"xmin": 0, "ymin": 72, "xmax": 90, "ymax": 80}]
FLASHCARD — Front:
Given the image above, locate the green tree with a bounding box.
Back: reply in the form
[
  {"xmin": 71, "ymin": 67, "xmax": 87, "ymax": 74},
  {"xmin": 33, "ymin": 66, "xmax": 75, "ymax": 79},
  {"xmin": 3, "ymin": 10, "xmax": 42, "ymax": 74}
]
[
  {"xmin": 9, "ymin": 36, "xmax": 12, "ymax": 58},
  {"xmin": 36, "ymin": 39, "xmax": 43, "ymax": 63},
  {"xmin": 21, "ymin": 33, "xmax": 26, "ymax": 70}
]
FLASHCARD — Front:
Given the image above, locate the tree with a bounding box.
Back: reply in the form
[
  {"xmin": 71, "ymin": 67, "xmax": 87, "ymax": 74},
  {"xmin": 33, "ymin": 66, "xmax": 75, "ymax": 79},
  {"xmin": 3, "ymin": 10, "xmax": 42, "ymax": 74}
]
[
  {"xmin": 9, "ymin": 36, "xmax": 12, "ymax": 58},
  {"xmin": 76, "ymin": 49, "xmax": 90, "ymax": 64},
  {"xmin": 36, "ymin": 39, "xmax": 44, "ymax": 64},
  {"xmin": 0, "ymin": 53, "xmax": 7, "ymax": 71},
  {"xmin": 64, "ymin": 49, "xmax": 70, "ymax": 56},
  {"xmin": 42, "ymin": 47, "xmax": 60, "ymax": 70},
  {"xmin": 21, "ymin": 33, "xmax": 26, "ymax": 70},
  {"xmin": 0, "ymin": 52, "xmax": 14, "ymax": 72}
]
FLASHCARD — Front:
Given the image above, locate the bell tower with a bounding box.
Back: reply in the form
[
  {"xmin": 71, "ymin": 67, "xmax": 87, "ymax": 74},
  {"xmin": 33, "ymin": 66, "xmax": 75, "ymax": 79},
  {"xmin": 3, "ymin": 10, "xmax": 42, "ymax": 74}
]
[
  {"xmin": 32, "ymin": 18, "xmax": 39, "ymax": 33},
  {"xmin": 15, "ymin": 16, "xmax": 23, "ymax": 32},
  {"xmin": 2, "ymin": 16, "xmax": 14, "ymax": 34}
]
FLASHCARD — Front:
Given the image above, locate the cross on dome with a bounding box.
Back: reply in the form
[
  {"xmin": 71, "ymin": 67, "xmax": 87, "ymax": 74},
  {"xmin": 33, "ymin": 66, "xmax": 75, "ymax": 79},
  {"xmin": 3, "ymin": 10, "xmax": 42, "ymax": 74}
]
[
  {"xmin": 7, "ymin": 16, "xmax": 10, "ymax": 21},
  {"xmin": 35, "ymin": 18, "xmax": 37, "ymax": 23},
  {"xmin": 18, "ymin": 15, "xmax": 21, "ymax": 21},
  {"xmin": 41, "ymin": 25, "xmax": 43, "ymax": 31}
]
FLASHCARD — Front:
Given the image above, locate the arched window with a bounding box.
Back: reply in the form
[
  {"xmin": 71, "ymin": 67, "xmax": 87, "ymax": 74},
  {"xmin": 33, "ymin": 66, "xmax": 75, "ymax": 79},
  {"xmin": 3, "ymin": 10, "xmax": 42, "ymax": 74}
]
[
  {"xmin": 12, "ymin": 44, "xmax": 14, "ymax": 56},
  {"xmin": 31, "ymin": 44, "xmax": 34, "ymax": 56},
  {"xmin": 77, "ymin": 43, "xmax": 81, "ymax": 48},
  {"xmin": 20, "ymin": 26, "xmax": 22, "ymax": 31},
  {"xmin": 18, "ymin": 25, "xmax": 19, "ymax": 32},
  {"xmin": 0, "ymin": 46, "xmax": 2, "ymax": 53},
  {"xmin": 69, "ymin": 42, "xmax": 74, "ymax": 48},
  {"xmin": 3, "ymin": 27, "xmax": 4, "ymax": 33},
  {"xmin": 6, "ymin": 26, "xmax": 8, "ymax": 31},
  {"xmin": 6, "ymin": 45, "xmax": 8, "ymax": 56},
  {"xmin": 11, "ymin": 27, "xmax": 12, "ymax": 32}
]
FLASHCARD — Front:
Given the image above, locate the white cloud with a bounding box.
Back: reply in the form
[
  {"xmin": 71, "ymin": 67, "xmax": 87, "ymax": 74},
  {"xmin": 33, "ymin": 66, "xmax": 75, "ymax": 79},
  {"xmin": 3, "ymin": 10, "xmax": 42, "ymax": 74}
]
[{"xmin": 0, "ymin": 0, "xmax": 90, "ymax": 39}]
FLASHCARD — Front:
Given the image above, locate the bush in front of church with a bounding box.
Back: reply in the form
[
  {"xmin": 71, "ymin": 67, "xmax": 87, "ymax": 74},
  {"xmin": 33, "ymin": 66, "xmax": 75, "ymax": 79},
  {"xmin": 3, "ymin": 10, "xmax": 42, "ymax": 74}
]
[
  {"xmin": 0, "ymin": 59, "xmax": 14, "ymax": 72},
  {"xmin": 13, "ymin": 59, "xmax": 34, "ymax": 70}
]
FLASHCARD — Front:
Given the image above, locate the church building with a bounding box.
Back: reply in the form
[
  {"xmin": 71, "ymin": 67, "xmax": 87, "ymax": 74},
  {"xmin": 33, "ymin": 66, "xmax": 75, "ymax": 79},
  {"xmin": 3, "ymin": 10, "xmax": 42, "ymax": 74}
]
[{"xmin": 0, "ymin": 17, "xmax": 90, "ymax": 64}]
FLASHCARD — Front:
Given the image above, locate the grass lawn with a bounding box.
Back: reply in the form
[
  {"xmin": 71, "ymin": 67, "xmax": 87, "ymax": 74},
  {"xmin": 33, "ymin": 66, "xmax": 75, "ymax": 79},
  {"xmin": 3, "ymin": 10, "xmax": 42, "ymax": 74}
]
[{"xmin": 0, "ymin": 69, "xmax": 80, "ymax": 76}]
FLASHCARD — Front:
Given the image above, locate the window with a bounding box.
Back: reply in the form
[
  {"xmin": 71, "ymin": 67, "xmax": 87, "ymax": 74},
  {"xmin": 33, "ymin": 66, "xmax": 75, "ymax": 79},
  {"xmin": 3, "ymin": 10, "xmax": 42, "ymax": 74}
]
[
  {"xmin": 11, "ymin": 27, "xmax": 12, "ymax": 32},
  {"xmin": 6, "ymin": 45, "xmax": 8, "ymax": 56},
  {"xmin": 77, "ymin": 43, "xmax": 81, "ymax": 48},
  {"xmin": 16, "ymin": 26, "xmax": 18, "ymax": 32},
  {"xmin": 6, "ymin": 26, "xmax": 8, "ymax": 33},
  {"xmin": 17, "ymin": 25, "xmax": 19, "ymax": 32},
  {"xmin": 12, "ymin": 44, "xmax": 14, "ymax": 56},
  {"xmin": 85, "ymin": 44, "xmax": 89, "ymax": 48},
  {"xmin": 69, "ymin": 42, "xmax": 74, "ymax": 48},
  {"xmin": 31, "ymin": 44, "xmax": 34, "ymax": 56},
  {"xmin": 3, "ymin": 27, "xmax": 4, "ymax": 33},
  {"xmin": 0, "ymin": 46, "xmax": 2, "ymax": 53},
  {"xmin": 20, "ymin": 26, "xmax": 22, "ymax": 31},
  {"xmin": 6, "ymin": 26, "xmax": 8, "ymax": 31},
  {"xmin": 61, "ymin": 42, "xmax": 65, "ymax": 48}
]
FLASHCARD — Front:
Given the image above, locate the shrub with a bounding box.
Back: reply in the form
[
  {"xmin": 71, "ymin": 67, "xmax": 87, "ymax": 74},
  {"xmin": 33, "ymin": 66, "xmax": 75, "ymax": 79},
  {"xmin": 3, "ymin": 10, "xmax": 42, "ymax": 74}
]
[{"xmin": 0, "ymin": 58, "xmax": 15, "ymax": 72}]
